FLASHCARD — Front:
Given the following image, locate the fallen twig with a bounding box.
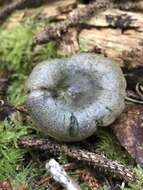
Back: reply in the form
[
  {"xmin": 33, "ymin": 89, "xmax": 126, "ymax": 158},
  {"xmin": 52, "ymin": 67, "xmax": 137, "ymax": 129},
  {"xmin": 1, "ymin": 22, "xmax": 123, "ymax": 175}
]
[
  {"xmin": 46, "ymin": 159, "xmax": 81, "ymax": 190},
  {"xmin": 19, "ymin": 137, "xmax": 137, "ymax": 182},
  {"xmin": 34, "ymin": 0, "xmax": 111, "ymax": 44},
  {"xmin": 64, "ymin": 146, "xmax": 137, "ymax": 182}
]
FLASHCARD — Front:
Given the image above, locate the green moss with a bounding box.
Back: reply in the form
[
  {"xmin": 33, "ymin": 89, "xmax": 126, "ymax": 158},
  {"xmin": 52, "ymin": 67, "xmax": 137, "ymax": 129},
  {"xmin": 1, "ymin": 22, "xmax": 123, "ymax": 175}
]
[
  {"xmin": 0, "ymin": 24, "xmax": 59, "ymax": 74},
  {"xmin": 12, "ymin": 163, "xmax": 44, "ymax": 190},
  {"xmin": 0, "ymin": 116, "xmax": 45, "ymax": 189},
  {"xmin": 0, "ymin": 119, "xmax": 28, "ymax": 180},
  {"xmin": 0, "ymin": 22, "xmax": 60, "ymax": 106},
  {"xmin": 0, "ymin": 19, "xmax": 61, "ymax": 189},
  {"xmin": 0, "ymin": 25, "xmax": 33, "ymax": 73},
  {"xmin": 96, "ymin": 127, "xmax": 134, "ymax": 165},
  {"xmin": 33, "ymin": 42, "xmax": 61, "ymax": 63},
  {"xmin": 121, "ymin": 166, "xmax": 143, "ymax": 190},
  {"xmin": 7, "ymin": 74, "xmax": 27, "ymax": 106}
]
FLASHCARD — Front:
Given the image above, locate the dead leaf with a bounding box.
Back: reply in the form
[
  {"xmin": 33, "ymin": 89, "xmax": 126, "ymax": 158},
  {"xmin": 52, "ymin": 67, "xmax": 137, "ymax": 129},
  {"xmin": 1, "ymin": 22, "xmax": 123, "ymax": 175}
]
[{"xmin": 112, "ymin": 104, "xmax": 143, "ymax": 166}]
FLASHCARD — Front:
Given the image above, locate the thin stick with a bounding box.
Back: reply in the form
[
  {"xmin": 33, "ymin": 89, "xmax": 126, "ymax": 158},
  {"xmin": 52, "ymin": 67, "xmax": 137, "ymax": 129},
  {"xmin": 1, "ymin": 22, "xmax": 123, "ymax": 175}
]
[
  {"xmin": 34, "ymin": 0, "xmax": 111, "ymax": 44},
  {"xmin": 19, "ymin": 137, "xmax": 137, "ymax": 182},
  {"xmin": 63, "ymin": 146, "xmax": 137, "ymax": 182},
  {"xmin": 46, "ymin": 159, "xmax": 81, "ymax": 190}
]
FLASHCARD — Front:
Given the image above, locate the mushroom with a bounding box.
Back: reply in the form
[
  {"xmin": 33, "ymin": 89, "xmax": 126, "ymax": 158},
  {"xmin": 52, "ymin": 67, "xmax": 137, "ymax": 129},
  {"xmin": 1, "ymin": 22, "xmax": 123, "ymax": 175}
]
[{"xmin": 26, "ymin": 53, "xmax": 126, "ymax": 142}]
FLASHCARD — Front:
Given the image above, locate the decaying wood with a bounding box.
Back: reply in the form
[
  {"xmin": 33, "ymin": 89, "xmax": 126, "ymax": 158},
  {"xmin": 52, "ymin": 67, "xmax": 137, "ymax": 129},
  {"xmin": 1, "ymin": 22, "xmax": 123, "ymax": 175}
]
[
  {"xmin": 34, "ymin": 0, "xmax": 111, "ymax": 44},
  {"xmin": 0, "ymin": 0, "xmax": 12, "ymax": 7},
  {"xmin": 2, "ymin": 0, "xmax": 143, "ymax": 66},
  {"xmin": 59, "ymin": 28, "xmax": 79, "ymax": 55},
  {"xmin": 117, "ymin": 0, "xmax": 143, "ymax": 12},
  {"xmin": 0, "ymin": 0, "xmax": 44, "ymax": 24},
  {"xmin": 33, "ymin": 0, "xmax": 143, "ymax": 66},
  {"xmin": 0, "ymin": 0, "xmax": 27, "ymax": 23},
  {"xmin": 6, "ymin": 0, "xmax": 77, "ymax": 27},
  {"xmin": 19, "ymin": 137, "xmax": 137, "ymax": 182},
  {"xmin": 43, "ymin": 0, "xmax": 77, "ymax": 16},
  {"xmin": 79, "ymin": 8, "xmax": 143, "ymax": 66}
]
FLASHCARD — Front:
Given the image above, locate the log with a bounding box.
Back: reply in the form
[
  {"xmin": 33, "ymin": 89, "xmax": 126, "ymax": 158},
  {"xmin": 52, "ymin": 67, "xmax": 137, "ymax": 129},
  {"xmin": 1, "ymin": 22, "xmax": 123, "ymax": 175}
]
[
  {"xmin": 5, "ymin": 0, "xmax": 143, "ymax": 67},
  {"xmin": 78, "ymin": 8, "xmax": 143, "ymax": 67}
]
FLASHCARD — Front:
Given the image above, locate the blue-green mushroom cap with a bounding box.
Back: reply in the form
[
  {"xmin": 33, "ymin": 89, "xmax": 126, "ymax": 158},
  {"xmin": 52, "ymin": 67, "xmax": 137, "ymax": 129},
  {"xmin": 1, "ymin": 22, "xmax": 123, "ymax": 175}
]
[{"xmin": 26, "ymin": 53, "xmax": 126, "ymax": 142}]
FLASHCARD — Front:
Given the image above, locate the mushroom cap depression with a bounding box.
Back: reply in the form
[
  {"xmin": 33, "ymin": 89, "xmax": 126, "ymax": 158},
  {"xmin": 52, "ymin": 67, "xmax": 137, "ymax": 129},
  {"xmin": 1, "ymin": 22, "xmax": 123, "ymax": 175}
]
[{"xmin": 26, "ymin": 53, "xmax": 126, "ymax": 142}]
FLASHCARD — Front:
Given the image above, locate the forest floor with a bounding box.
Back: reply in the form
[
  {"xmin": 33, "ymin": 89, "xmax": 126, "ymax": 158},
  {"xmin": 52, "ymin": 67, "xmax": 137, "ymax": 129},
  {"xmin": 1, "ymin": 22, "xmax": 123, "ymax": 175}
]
[{"xmin": 0, "ymin": 0, "xmax": 143, "ymax": 189}]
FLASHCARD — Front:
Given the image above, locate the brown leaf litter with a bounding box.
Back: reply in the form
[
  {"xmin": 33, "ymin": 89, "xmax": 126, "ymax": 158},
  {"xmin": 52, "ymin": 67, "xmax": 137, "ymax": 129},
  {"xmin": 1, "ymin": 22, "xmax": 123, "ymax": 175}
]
[{"xmin": 112, "ymin": 104, "xmax": 143, "ymax": 166}]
